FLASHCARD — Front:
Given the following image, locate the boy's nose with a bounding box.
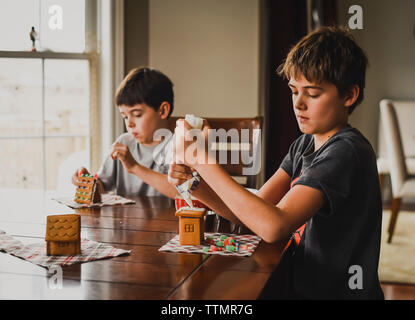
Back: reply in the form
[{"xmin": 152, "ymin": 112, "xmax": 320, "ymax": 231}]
[
  {"xmin": 127, "ymin": 118, "xmax": 135, "ymax": 128},
  {"xmin": 293, "ymin": 95, "xmax": 306, "ymax": 110}
]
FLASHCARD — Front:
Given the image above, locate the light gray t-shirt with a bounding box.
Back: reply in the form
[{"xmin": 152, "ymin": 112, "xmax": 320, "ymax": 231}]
[{"xmin": 98, "ymin": 132, "xmax": 173, "ymax": 196}]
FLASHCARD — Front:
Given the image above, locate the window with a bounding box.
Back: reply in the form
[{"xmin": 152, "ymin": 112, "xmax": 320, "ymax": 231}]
[
  {"xmin": 0, "ymin": 0, "xmax": 98, "ymax": 193},
  {"xmin": 0, "ymin": 0, "xmax": 86, "ymax": 53},
  {"xmin": 184, "ymin": 224, "xmax": 195, "ymax": 233}
]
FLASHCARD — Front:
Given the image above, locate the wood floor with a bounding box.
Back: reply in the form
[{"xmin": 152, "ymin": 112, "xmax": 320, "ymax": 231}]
[
  {"xmin": 382, "ymin": 283, "xmax": 415, "ymax": 300},
  {"xmin": 381, "ymin": 200, "xmax": 415, "ymax": 300}
]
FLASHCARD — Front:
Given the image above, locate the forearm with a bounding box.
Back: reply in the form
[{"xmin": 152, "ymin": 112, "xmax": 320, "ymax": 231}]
[
  {"xmin": 195, "ymin": 163, "xmax": 287, "ymax": 243},
  {"xmin": 191, "ymin": 179, "xmax": 244, "ymax": 226},
  {"xmin": 131, "ymin": 164, "xmax": 178, "ymax": 199}
]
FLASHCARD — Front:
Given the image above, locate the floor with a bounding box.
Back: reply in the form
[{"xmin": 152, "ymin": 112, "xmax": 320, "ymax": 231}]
[
  {"xmin": 382, "ymin": 282, "xmax": 415, "ymax": 300},
  {"xmin": 381, "ymin": 199, "xmax": 415, "ymax": 300}
]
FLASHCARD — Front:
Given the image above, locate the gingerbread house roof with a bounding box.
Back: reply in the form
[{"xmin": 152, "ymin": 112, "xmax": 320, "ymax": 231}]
[
  {"xmin": 175, "ymin": 207, "xmax": 206, "ymax": 218},
  {"xmin": 45, "ymin": 214, "xmax": 81, "ymax": 242}
]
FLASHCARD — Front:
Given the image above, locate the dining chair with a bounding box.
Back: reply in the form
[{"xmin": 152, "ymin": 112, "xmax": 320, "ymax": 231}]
[
  {"xmin": 168, "ymin": 116, "xmax": 263, "ymax": 189},
  {"xmin": 379, "ymin": 99, "xmax": 415, "ymax": 243},
  {"xmin": 168, "ymin": 116, "xmax": 263, "ymax": 234}
]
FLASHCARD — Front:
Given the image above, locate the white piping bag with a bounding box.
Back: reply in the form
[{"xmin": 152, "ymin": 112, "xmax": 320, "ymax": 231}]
[{"xmin": 175, "ymin": 114, "xmax": 203, "ymax": 207}]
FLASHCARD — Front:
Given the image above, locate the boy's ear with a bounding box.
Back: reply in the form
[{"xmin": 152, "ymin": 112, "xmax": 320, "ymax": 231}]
[
  {"xmin": 158, "ymin": 102, "xmax": 171, "ymax": 119},
  {"xmin": 344, "ymin": 85, "xmax": 360, "ymax": 108}
]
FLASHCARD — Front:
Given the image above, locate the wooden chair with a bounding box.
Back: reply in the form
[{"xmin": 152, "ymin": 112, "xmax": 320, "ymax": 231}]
[
  {"xmin": 168, "ymin": 116, "xmax": 263, "ymax": 234},
  {"xmin": 379, "ymin": 99, "xmax": 415, "ymax": 243}
]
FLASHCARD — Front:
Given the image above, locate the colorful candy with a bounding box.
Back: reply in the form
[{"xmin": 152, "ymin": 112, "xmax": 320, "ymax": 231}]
[
  {"xmin": 215, "ymin": 241, "xmax": 224, "ymax": 247},
  {"xmin": 203, "ymin": 235, "xmax": 244, "ymax": 253}
]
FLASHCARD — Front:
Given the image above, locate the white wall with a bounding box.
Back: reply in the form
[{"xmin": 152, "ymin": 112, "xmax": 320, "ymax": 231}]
[
  {"xmin": 337, "ymin": 0, "xmax": 415, "ymax": 154},
  {"xmin": 148, "ymin": 0, "xmax": 261, "ymax": 118}
]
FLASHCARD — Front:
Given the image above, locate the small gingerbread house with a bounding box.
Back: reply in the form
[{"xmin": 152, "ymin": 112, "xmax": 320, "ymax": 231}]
[
  {"xmin": 74, "ymin": 173, "xmax": 101, "ymax": 205},
  {"xmin": 45, "ymin": 214, "xmax": 81, "ymax": 256},
  {"xmin": 175, "ymin": 207, "xmax": 207, "ymax": 245}
]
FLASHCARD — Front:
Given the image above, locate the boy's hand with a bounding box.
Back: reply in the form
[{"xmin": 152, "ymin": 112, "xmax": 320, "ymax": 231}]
[
  {"xmin": 173, "ymin": 118, "xmax": 211, "ymax": 168},
  {"xmin": 71, "ymin": 167, "xmax": 90, "ymax": 185},
  {"xmin": 110, "ymin": 142, "xmax": 138, "ymax": 173},
  {"xmin": 167, "ymin": 162, "xmax": 194, "ymax": 186}
]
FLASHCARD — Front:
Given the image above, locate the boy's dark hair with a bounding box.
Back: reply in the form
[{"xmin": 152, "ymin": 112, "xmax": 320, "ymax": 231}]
[
  {"xmin": 278, "ymin": 26, "xmax": 368, "ymax": 114},
  {"xmin": 115, "ymin": 67, "xmax": 174, "ymax": 117}
]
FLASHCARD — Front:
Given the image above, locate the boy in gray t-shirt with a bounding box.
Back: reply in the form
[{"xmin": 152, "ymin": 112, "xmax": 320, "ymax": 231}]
[
  {"xmin": 97, "ymin": 131, "xmax": 173, "ymax": 196},
  {"xmin": 72, "ymin": 67, "xmax": 177, "ymax": 198}
]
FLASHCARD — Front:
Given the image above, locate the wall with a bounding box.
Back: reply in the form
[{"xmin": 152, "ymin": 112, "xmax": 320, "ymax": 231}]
[
  {"xmin": 337, "ymin": 0, "xmax": 415, "ymax": 154},
  {"xmin": 124, "ymin": 0, "xmax": 149, "ymax": 74},
  {"xmin": 148, "ymin": 0, "xmax": 262, "ymax": 118}
]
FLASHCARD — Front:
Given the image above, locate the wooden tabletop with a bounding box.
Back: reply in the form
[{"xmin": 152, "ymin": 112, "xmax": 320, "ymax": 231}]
[{"xmin": 0, "ymin": 189, "xmax": 281, "ymax": 300}]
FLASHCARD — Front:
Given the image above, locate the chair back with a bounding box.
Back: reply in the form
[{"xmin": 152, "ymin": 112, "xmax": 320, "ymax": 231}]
[
  {"xmin": 379, "ymin": 99, "xmax": 408, "ymax": 196},
  {"xmin": 168, "ymin": 116, "xmax": 263, "ymax": 189}
]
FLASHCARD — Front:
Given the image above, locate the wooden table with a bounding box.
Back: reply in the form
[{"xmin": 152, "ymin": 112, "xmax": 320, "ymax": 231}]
[{"xmin": 0, "ymin": 189, "xmax": 281, "ymax": 300}]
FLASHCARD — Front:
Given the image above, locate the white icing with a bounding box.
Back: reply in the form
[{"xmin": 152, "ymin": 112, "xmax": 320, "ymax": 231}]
[{"xmin": 176, "ymin": 206, "xmax": 206, "ymax": 213}]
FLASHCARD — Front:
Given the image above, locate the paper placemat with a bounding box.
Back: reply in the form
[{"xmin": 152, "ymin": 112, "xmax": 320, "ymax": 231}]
[
  {"xmin": 159, "ymin": 232, "xmax": 261, "ymax": 257},
  {"xmin": 0, "ymin": 229, "xmax": 130, "ymax": 268},
  {"xmin": 53, "ymin": 193, "xmax": 135, "ymax": 209}
]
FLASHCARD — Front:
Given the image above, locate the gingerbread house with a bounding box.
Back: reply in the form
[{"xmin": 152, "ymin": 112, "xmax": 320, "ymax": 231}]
[
  {"xmin": 45, "ymin": 214, "xmax": 81, "ymax": 256},
  {"xmin": 175, "ymin": 207, "xmax": 207, "ymax": 245},
  {"xmin": 74, "ymin": 173, "xmax": 101, "ymax": 205}
]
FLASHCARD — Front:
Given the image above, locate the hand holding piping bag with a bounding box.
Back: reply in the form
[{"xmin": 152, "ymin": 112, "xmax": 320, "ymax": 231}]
[
  {"xmin": 173, "ymin": 115, "xmax": 211, "ymax": 169},
  {"xmin": 173, "ymin": 115, "xmax": 209, "ymax": 207}
]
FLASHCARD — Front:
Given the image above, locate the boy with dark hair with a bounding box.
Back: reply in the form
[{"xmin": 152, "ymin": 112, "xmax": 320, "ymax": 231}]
[
  {"xmin": 169, "ymin": 27, "xmax": 384, "ymax": 299},
  {"xmin": 73, "ymin": 67, "xmax": 177, "ymax": 198}
]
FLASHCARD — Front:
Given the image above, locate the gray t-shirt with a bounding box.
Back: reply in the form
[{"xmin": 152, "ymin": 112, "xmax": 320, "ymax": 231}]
[{"xmin": 98, "ymin": 132, "xmax": 173, "ymax": 196}]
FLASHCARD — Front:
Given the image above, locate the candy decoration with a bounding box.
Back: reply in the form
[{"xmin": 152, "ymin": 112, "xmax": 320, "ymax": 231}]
[
  {"xmin": 216, "ymin": 241, "xmax": 224, "ymax": 247},
  {"xmin": 223, "ymin": 237, "xmax": 235, "ymax": 247}
]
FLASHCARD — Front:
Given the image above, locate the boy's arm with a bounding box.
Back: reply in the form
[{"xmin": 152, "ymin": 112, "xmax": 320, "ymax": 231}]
[
  {"xmin": 130, "ymin": 164, "xmax": 178, "ymax": 199},
  {"xmin": 111, "ymin": 142, "xmax": 178, "ymax": 199},
  {"xmin": 191, "ymin": 179, "xmax": 244, "ymax": 225},
  {"xmin": 256, "ymin": 168, "xmax": 291, "ymax": 205},
  {"xmin": 169, "ymin": 163, "xmax": 242, "ymax": 223},
  {"xmin": 195, "ymin": 163, "xmax": 325, "ymax": 244},
  {"xmin": 191, "ymin": 168, "xmax": 291, "ymax": 224}
]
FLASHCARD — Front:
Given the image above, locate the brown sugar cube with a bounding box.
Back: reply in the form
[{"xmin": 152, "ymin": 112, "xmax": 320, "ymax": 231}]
[
  {"xmin": 175, "ymin": 207, "xmax": 207, "ymax": 245},
  {"xmin": 45, "ymin": 214, "xmax": 81, "ymax": 256}
]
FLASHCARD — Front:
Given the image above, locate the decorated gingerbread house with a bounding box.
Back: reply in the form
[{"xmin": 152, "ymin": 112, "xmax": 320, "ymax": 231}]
[
  {"xmin": 45, "ymin": 214, "xmax": 81, "ymax": 256},
  {"xmin": 175, "ymin": 207, "xmax": 207, "ymax": 245},
  {"xmin": 74, "ymin": 173, "xmax": 101, "ymax": 205}
]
